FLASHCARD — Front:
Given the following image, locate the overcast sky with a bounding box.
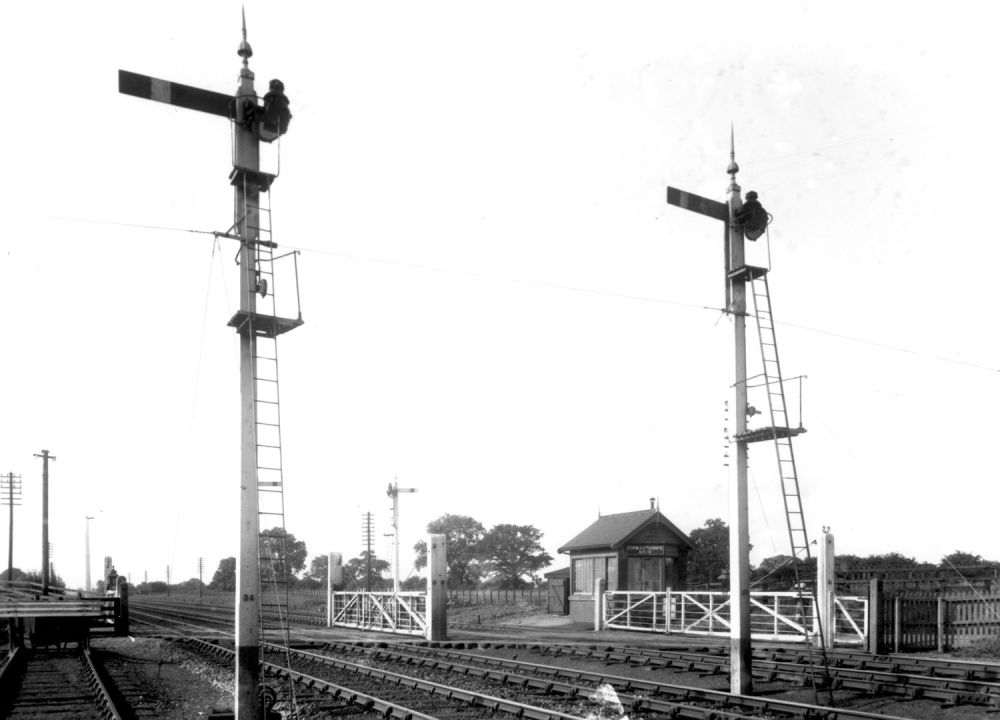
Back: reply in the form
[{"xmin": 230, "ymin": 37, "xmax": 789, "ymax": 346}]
[{"xmin": 1, "ymin": 2, "xmax": 997, "ymax": 590}]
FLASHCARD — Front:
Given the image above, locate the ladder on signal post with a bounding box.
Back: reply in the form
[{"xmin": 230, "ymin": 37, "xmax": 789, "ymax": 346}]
[
  {"xmin": 730, "ymin": 266, "xmax": 810, "ymax": 566},
  {"xmin": 227, "ymin": 166, "xmax": 303, "ymax": 704},
  {"xmin": 744, "ymin": 267, "xmax": 833, "ymax": 695},
  {"xmin": 746, "ymin": 270, "xmax": 810, "ymax": 564}
]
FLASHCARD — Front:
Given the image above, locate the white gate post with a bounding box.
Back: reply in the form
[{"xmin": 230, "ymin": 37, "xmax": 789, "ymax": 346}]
[
  {"xmin": 593, "ymin": 578, "xmax": 606, "ymax": 631},
  {"xmin": 427, "ymin": 533, "xmax": 447, "ymax": 641},
  {"xmin": 816, "ymin": 530, "xmax": 835, "ymax": 647},
  {"xmin": 327, "ymin": 552, "xmax": 342, "ymax": 627}
]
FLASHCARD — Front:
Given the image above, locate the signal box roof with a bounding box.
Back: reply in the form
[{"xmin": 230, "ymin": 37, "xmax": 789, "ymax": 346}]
[{"xmin": 558, "ymin": 508, "xmax": 693, "ymax": 554}]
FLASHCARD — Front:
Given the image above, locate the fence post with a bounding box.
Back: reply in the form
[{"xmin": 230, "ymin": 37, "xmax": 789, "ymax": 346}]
[
  {"xmin": 427, "ymin": 533, "xmax": 447, "ymax": 641},
  {"xmin": 868, "ymin": 578, "xmax": 881, "ymax": 654},
  {"xmin": 327, "ymin": 552, "xmax": 342, "ymax": 628},
  {"xmin": 893, "ymin": 595, "xmax": 902, "ymax": 653},
  {"xmin": 937, "ymin": 595, "xmax": 946, "ymax": 653},
  {"xmin": 593, "ymin": 578, "xmax": 606, "ymax": 631},
  {"xmin": 816, "ymin": 530, "xmax": 835, "ymax": 648}
]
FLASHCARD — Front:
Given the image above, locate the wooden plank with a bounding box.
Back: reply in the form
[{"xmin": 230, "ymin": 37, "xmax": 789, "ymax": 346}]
[
  {"xmin": 666, "ymin": 186, "xmax": 729, "ymax": 221},
  {"xmin": 119, "ymin": 70, "xmax": 232, "ymax": 118}
]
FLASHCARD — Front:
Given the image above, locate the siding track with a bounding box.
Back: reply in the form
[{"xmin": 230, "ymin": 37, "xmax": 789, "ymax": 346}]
[{"xmin": 0, "ymin": 646, "xmax": 132, "ymax": 719}]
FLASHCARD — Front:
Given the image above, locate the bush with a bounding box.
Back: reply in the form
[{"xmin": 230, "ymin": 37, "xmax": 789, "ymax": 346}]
[{"xmin": 957, "ymin": 632, "xmax": 1000, "ymax": 659}]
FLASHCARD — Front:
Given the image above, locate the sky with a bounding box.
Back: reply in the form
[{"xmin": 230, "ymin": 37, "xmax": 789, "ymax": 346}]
[{"xmin": 1, "ymin": 2, "xmax": 997, "ymax": 591}]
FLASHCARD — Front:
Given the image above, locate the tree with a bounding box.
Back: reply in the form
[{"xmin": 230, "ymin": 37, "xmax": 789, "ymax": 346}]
[
  {"xmin": 177, "ymin": 577, "xmax": 204, "ymax": 593},
  {"xmin": 940, "ymin": 551, "xmax": 1000, "ymax": 582},
  {"xmin": 7, "ymin": 569, "xmax": 66, "ymax": 589},
  {"xmin": 752, "ymin": 554, "xmax": 815, "ymax": 589},
  {"xmin": 401, "ymin": 576, "xmax": 426, "ymax": 591},
  {"xmin": 941, "ymin": 551, "xmax": 984, "ymax": 568},
  {"xmin": 479, "ymin": 524, "xmax": 553, "ymax": 589},
  {"xmin": 259, "ymin": 527, "xmax": 308, "ymax": 580},
  {"xmin": 306, "ymin": 554, "xmax": 329, "ymax": 584},
  {"xmin": 0, "ymin": 567, "xmax": 26, "ymax": 582},
  {"xmin": 413, "ymin": 514, "xmax": 486, "ymax": 587},
  {"xmin": 860, "ymin": 552, "xmax": 924, "ymax": 569},
  {"xmin": 686, "ymin": 518, "xmax": 730, "ymax": 587},
  {"xmin": 343, "ymin": 551, "xmax": 390, "ymax": 590},
  {"xmin": 209, "ymin": 557, "xmax": 236, "ymax": 591}
]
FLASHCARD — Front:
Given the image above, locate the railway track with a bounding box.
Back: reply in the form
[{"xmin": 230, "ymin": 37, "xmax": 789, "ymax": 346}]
[
  {"xmin": 563, "ymin": 643, "xmax": 1000, "ymax": 707},
  {"xmin": 128, "ymin": 598, "xmax": 1000, "ymax": 718},
  {"xmin": 134, "ymin": 601, "xmax": 598, "ymax": 718},
  {"xmin": 314, "ymin": 640, "xmax": 929, "ymax": 720},
  {"xmin": 132, "ymin": 598, "xmax": 324, "ymax": 627},
  {"xmin": 180, "ymin": 636, "xmax": 596, "ymax": 719},
  {"xmin": 0, "ymin": 646, "xmax": 132, "ymax": 718}
]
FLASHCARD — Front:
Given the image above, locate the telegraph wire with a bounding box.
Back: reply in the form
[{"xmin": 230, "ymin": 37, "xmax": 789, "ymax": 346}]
[
  {"xmin": 775, "ymin": 319, "xmax": 999, "ymax": 373},
  {"xmin": 47, "ymin": 213, "xmax": 1000, "ymax": 374},
  {"xmin": 50, "ymin": 215, "xmax": 218, "ymax": 236}
]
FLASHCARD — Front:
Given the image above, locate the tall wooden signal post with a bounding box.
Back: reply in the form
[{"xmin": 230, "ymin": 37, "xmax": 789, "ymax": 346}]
[
  {"xmin": 120, "ymin": 17, "xmax": 302, "ymax": 720},
  {"xmin": 666, "ymin": 135, "xmax": 754, "ymax": 694},
  {"xmin": 667, "ymin": 134, "xmax": 812, "ymax": 695}
]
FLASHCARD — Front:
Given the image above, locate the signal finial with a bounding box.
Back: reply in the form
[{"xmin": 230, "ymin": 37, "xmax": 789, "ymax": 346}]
[
  {"xmin": 238, "ymin": 7, "xmax": 253, "ymax": 67},
  {"xmin": 727, "ymin": 124, "xmax": 741, "ymax": 197},
  {"xmin": 727, "ymin": 123, "xmax": 739, "ymax": 178}
]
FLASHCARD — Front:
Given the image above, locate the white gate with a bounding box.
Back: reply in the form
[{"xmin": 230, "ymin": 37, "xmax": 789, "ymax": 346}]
[
  {"xmin": 330, "ymin": 592, "xmax": 427, "ymax": 636},
  {"xmin": 832, "ymin": 595, "xmax": 868, "ymax": 645},
  {"xmin": 604, "ymin": 591, "xmax": 668, "ymax": 632},
  {"xmin": 603, "ymin": 590, "xmax": 868, "ymax": 646}
]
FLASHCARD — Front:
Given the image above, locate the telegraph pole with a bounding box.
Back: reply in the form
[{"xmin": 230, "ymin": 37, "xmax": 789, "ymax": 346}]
[
  {"xmin": 386, "ymin": 481, "xmax": 417, "ymax": 592},
  {"xmin": 85, "ymin": 515, "xmax": 94, "ymax": 592},
  {"xmin": 2, "ymin": 473, "xmax": 21, "ymax": 585},
  {"xmin": 33, "ymin": 450, "xmax": 55, "ymax": 595},
  {"xmin": 362, "ymin": 513, "xmax": 375, "ymax": 592},
  {"xmin": 666, "ymin": 131, "xmax": 752, "ymax": 694}
]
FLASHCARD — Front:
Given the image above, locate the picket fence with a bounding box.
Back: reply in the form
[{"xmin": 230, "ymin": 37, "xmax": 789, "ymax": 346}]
[
  {"xmin": 872, "ymin": 586, "xmax": 1000, "ymax": 652},
  {"xmin": 446, "ymin": 587, "xmax": 547, "ymax": 606}
]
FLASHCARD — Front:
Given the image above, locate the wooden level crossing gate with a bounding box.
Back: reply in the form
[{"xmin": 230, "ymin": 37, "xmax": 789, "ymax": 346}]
[
  {"xmin": 330, "ymin": 592, "xmax": 427, "ymax": 636},
  {"xmin": 603, "ymin": 590, "xmax": 868, "ymax": 646}
]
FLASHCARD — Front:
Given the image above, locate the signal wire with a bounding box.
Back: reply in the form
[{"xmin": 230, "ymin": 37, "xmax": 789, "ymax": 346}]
[{"xmin": 47, "ymin": 214, "xmax": 1000, "ymax": 373}]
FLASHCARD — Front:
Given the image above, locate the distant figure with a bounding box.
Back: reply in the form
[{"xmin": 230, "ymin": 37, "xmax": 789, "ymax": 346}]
[
  {"xmin": 735, "ymin": 190, "xmax": 768, "ymax": 240},
  {"xmin": 261, "ymin": 79, "xmax": 292, "ymax": 136},
  {"xmin": 107, "ymin": 566, "xmax": 119, "ymax": 595}
]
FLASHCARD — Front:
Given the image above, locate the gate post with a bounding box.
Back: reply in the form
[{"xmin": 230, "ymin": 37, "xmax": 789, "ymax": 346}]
[
  {"xmin": 326, "ymin": 552, "xmax": 342, "ymax": 628},
  {"xmin": 427, "ymin": 533, "xmax": 447, "ymax": 641},
  {"xmin": 937, "ymin": 595, "xmax": 946, "ymax": 652},
  {"xmin": 593, "ymin": 578, "xmax": 606, "ymax": 631},
  {"xmin": 115, "ymin": 582, "xmax": 129, "ymax": 635},
  {"xmin": 868, "ymin": 578, "xmax": 881, "ymax": 654},
  {"xmin": 815, "ymin": 530, "xmax": 835, "ymax": 647}
]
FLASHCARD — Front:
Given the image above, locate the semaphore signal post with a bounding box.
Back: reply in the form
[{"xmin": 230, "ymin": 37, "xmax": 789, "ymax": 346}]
[
  {"xmin": 668, "ymin": 132, "xmax": 814, "ymax": 696},
  {"xmin": 119, "ymin": 15, "xmax": 301, "ymax": 720},
  {"xmin": 667, "ymin": 132, "xmax": 755, "ymax": 695}
]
